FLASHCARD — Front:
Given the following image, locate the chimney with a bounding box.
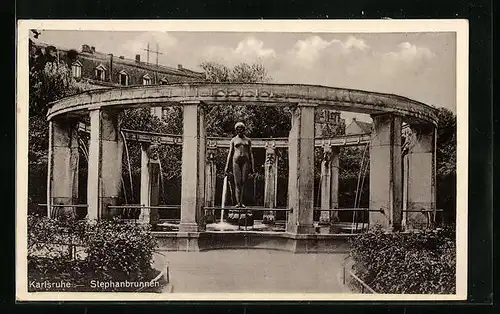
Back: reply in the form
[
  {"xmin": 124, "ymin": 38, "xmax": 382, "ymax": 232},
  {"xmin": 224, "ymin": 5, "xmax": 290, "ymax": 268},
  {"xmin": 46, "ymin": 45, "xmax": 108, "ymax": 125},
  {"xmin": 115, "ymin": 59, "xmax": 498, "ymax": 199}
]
[
  {"xmin": 108, "ymin": 54, "xmax": 113, "ymax": 82},
  {"xmin": 352, "ymin": 117, "xmax": 356, "ymax": 122},
  {"xmin": 91, "ymin": 46, "xmax": 96, "ymax": 52},
  {"xmin": 178, "ymin": 64, "xmax": 183, "ymax": 70},
  {"xmin": 135, "ymin": 54, "xmax": 141, "ymax": 62}
]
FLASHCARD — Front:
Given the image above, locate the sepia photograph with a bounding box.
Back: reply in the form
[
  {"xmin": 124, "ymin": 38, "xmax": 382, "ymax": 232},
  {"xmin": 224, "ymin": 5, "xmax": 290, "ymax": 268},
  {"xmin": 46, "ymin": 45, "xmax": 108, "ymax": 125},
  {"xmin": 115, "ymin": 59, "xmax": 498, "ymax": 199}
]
[{"xmin": 16, "ymin": 20, "xmax": 468, "ymax": 301}]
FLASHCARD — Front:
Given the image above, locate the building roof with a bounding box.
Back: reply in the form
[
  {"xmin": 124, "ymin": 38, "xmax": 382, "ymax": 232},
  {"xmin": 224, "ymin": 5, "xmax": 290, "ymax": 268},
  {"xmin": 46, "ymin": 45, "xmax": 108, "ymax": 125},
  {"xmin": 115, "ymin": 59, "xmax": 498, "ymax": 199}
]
[
  {"xmin": 346, "ymin": 118, "xmax": 372, "ymax": 134},
  {"xmin": 30, "ymin": 39, "xmax": 205, "ymax": 79}
]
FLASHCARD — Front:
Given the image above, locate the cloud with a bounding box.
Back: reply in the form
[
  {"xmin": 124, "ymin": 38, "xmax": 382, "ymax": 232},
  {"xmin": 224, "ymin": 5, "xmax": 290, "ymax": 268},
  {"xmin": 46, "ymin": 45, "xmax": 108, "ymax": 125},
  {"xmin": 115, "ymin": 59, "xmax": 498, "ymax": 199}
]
[
  {"xmin": 234, "ymin": 37, "xmax": 276, "ymax": 58},
  {"xmin": 342, "ymin": 36, "xmax": 371, "ymax": 51},
  {"xmin": 288, "ymin": 35, "xmax": 371, "ymax": 64},
  {"xmin": 384, "ymin": 42, "xmax": 435, "ymax": 62},
  {"xmin": 202, "ymin": 37, "xmax": 276, "ymax": 65}
]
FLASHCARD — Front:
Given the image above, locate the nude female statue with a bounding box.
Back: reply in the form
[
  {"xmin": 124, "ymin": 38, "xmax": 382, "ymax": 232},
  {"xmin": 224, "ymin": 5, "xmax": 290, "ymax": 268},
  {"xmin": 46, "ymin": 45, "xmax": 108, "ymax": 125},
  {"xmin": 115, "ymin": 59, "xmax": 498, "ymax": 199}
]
[{"xmin": 224, "ymin": 122, "xmax": 255, "ymax": 208}]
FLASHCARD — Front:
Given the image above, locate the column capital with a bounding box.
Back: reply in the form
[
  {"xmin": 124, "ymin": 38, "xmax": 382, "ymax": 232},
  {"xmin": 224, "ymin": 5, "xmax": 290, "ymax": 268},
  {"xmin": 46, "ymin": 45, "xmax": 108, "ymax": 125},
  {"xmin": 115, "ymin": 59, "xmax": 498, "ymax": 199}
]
[
  {"xmin": 288, "ymin": 103, "xmax": 318, "ymax": 114},
  {"xmin": 180, "ymin": 100, "xmax": 208, "ymax": 111},
  {"xmin": 265, "ymin": 144, "xmax": 277, "ymax": 166},
  {"xmin": 321, "ymin": 145, "xmax": 332, "ymax": 163},
  {"xmin": 265, "ymin": 141, "xmax": 277, "ymax": 152},
  {"xmin": 207, "ymin": 139, "xmax": 218, "ymax": 150}
]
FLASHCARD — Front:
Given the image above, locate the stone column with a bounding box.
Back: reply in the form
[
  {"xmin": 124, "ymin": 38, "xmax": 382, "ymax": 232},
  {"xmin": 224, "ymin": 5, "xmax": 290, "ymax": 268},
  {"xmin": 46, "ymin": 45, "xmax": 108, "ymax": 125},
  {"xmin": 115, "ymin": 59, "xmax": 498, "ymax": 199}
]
[
  {"xmin": 286, "ymin": 104, "xmax": 316, "ymax": 234},
  {"xmin": 139, "ymin": 142, "xmax": 150, "ymax": 223},
  {"xmin": 179, "ymin": 101, "xmax": 206, "ymax": 232},
  {"xmin": 402, "ymin": 152, "xmax": 409, "ymax": 229},
  {"xmin": 47, "ymin": 119, "xmax": 79, "ymax": 219},
  {"xmin": 319, "ymin": 145, "xmax": 332, "ymax": 225},
  {"xmin": 151, "ymin": 107, "xmax": 163, "ymax": 119},
  {"xmin": 330, "ymin": 146, "xmax": 340, "ymax": 218},
  {"xmin": 86, "ymin": 109, "xmax": 123, "ymax": 221},
  {"xmin": 263, "ymin": 142, "xmax": 278, "ymax": 224},
  {"xmin": 148, "ymin": 144, "xmax": 161, "ymax": 228},
  {"xmin": 204, "ymin": 143, "xmax": 217, "ymax": 223},
  {"xmin": 369, "ymin": 113, "xmax": 403, "ymax": 230},
  {"xmin": 405, "ymin": 124, "xmax": 436, "ymax": 229},
  {"xmin": 318, "ymin": 145, "xmax": 340, "ymax": 224}
]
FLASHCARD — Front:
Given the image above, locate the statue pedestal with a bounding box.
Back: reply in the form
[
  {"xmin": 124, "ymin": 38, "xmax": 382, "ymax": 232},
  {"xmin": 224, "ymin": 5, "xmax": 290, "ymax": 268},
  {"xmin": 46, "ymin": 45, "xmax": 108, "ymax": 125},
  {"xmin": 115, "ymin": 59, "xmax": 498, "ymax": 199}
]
[{"xmin": 226, "ymin": 210, "xmax": 254, "ymax": 227}]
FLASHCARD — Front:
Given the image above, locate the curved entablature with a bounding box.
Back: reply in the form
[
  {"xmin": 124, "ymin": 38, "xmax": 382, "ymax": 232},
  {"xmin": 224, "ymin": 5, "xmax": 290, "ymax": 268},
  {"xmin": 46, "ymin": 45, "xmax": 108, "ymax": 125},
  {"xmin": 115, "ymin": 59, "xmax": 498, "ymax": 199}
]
[
  {"xmin": 48, "ymin": 83, "xmax": 439, "ymax": 125},
  {"xmin": 77, "ymin": 124, "xmax": 370, "ymax": 147},
  {"xmin": 123, "ymin": 128, "xmax": 370, "ymax": 148}
]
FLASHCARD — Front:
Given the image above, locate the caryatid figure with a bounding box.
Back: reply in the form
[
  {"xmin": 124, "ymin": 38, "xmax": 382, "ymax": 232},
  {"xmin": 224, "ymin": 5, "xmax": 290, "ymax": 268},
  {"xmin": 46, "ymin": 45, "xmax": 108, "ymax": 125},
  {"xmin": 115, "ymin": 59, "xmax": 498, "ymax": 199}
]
[{"xmin": 224, "ymin": 122, "xmax": 255, "ymax": 208}]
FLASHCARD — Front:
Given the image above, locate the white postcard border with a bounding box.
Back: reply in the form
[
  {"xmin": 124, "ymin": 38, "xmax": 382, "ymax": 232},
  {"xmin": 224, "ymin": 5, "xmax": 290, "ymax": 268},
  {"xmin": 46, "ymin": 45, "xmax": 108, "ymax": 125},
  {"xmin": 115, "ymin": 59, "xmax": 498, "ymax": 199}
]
[{"xmin": 16, "ymin": 19, "xmax": 469, "ymax": 301}]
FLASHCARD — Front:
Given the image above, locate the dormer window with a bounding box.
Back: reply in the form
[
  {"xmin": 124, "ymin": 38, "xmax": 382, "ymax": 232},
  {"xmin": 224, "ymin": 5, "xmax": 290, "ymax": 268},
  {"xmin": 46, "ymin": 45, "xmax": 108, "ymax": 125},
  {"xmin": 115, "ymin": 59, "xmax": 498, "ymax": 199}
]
[
  {"xmin": 71, "ymin": 61, "xmax": 82, "ymax": 78},
  {"xmin": 95, "ymin": 64, "xmax": 106, "ymax": 81},
  {"xmin": 142, "ymin": 74, "xmax": 151, "ymax": 85},
  {"xmin": 119, "ymin": 70, "xmax": 129, "ymax": 86}
]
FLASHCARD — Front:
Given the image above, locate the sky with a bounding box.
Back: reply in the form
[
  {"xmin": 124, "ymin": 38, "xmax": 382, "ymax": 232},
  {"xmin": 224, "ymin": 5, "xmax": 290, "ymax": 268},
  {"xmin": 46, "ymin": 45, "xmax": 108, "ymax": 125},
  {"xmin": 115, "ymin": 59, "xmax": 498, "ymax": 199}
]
[{"xmin": 34, "ymin": 30, "xmax": 456, "ymax": 121}]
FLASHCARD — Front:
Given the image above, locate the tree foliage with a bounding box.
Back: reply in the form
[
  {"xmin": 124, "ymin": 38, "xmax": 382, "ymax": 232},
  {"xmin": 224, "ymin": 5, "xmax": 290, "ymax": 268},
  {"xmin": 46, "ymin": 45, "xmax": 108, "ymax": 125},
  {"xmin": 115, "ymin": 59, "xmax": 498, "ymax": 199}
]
[
  {"xmin": 28, "ymin": 40, "xmax": 83, "ymax": 211},
  {"xmin": 200, "ymin": 61, "xmax": 271, "ymax": 84},
  {"xmin": 436, "ymin": 107, "xmax": 456, "ymax": 177},
  {"xmin": 435, "ymin": 107, "xmax": 457, "ymax": 222}
]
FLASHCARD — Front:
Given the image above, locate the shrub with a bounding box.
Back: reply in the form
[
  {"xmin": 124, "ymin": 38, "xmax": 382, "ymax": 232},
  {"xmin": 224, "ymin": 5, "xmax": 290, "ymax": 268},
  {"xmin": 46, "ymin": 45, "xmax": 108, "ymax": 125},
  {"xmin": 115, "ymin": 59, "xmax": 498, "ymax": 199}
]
[
  {"xmin": 85, "ymin": 219, "xmax": 158, "ymax": 281},
  {"xmin": 349, "ymin": 226, "xmax": 456, "ymax": 294},
  {"xmin": 28, "ymin": 214, "xmax": 86, "ymax": 259},
  {"xmin": 27, "ymin": 215, "xmax": 160, "ymax": 291}
]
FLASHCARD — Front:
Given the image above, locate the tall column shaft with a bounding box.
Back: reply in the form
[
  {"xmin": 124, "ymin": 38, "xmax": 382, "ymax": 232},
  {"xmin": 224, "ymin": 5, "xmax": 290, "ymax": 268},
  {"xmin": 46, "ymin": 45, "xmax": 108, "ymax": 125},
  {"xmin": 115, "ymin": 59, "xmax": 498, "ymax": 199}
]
[
  {"xmin": 369, "ymin": 114, "xmax": 403, "ymax": 230},
  {"xmin": 139, "ymin": 143, "xmax": 150, "ymax": 223},
  {"xmin": 319, "ymin": 145, "xmax": 332, "ymax": 225},
  {"xmin": 149, "ymin": 160, "xmax": 161, "ymax": 226},
  {"xmin": 319, "ymin": 145, "xmax": 340, "ymax": 224},
  {"xmin": 180, "ymin": 101, "xmax": 206, "ymax": 232},
  {"xmin": 330, "ymin": 146, "xmax": 340, "ymax": 216},
  {"xmin": 47, "ymin": 119, "xmax": 79, "ymax": 218},
  {"xmin": 286, "ymin": 104, "xmax": 316, "ymax": 234},
  {"xmin": 87, "ymin": 109, "xmax": 123, "ymax": 221},
  {"xmin": 263, "ymin": 144, "xmax": 278, "ymax": 224},
  {"xmin": 405, "ymin": 124, "xmax": 436, "ymax": 229}
]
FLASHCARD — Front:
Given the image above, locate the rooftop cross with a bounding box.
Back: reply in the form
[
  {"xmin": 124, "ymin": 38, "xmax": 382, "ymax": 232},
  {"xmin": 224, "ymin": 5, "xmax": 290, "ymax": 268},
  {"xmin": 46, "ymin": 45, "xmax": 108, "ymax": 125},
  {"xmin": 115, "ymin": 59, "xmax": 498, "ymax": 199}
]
[{"xmin": 143, "ymin": 42, "xmax": 163, "ymax": 84}]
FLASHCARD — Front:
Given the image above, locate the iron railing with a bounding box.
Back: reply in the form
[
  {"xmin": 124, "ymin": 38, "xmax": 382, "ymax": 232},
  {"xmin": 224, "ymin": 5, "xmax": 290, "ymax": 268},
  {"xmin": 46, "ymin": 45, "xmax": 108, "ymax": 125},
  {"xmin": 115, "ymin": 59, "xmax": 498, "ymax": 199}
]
[
  {"xmin": 342, "ymin": 256, "xmax": 377, "ymax": 294},
  {"xmin": 37, "ymin": 204, "xmax": 445, "ymax": 233}
]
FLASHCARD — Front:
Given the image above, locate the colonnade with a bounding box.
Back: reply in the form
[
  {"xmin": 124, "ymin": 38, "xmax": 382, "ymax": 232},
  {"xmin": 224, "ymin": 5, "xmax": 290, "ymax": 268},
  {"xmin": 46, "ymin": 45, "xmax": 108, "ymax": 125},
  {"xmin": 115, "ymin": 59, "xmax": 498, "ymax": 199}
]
[{"xmin": 47, "ymin": 102, "xmax": 437, "ymax": 232}]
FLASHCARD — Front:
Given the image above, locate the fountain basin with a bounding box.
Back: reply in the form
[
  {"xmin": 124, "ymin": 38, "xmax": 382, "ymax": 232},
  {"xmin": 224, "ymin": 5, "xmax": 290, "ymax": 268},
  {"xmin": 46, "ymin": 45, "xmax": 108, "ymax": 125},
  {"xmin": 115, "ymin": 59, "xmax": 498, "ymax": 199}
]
[{"xmin": 153, "ymin": 231, "xmax": 355, "ymax": 253}]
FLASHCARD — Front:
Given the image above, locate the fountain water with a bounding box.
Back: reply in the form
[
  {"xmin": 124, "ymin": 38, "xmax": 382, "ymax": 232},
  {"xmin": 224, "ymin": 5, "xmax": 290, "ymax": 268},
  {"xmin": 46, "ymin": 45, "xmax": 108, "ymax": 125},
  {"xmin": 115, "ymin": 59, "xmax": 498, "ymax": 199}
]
[
  {"xmin": 209, "ymin": 175, "xmax": 238, "ymax": 231},
  {"xmin": 120, "ymin": 131, "xmax": 134, "ymax": 202},
  {"xmin": 220, "ymin": 176, "xmax": 228, "ymax": 222},
  {"xmin": 158, "ymin": 157, "xmax": 165, "ymax": 203}
]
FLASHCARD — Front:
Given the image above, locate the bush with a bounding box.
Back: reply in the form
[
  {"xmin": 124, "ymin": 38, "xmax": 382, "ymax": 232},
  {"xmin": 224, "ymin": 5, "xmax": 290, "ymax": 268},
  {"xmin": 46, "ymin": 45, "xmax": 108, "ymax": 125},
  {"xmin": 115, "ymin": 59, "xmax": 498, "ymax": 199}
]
[
  {"xmin": 85, "ymin": 219, "xmax": 158, "ymax": 281},
  {"xmin": 27, "ymin": 215, "xmax": 160, "ymax": 291},
  {"xmin": 349, "ymin": 226, "xmax": 456, "ymax": 294},
  {"xmin": 28, "ymin": 214, "xmax": 86, "ymax": 259}
]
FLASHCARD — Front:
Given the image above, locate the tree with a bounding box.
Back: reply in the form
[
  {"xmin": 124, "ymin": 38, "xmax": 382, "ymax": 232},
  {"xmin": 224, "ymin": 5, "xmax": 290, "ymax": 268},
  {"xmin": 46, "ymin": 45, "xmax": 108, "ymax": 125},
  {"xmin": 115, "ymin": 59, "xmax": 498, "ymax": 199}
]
[
  {"xmin": 435, "ymin": 108, "xmax": 457, "ymax": 223},
  {"xmin": 200, "ymin": 61, "xmax": 270, "ymax": 84},
  {"xmin": 28, "ymin": 40, "xmax": 83, "ymax": 212}
]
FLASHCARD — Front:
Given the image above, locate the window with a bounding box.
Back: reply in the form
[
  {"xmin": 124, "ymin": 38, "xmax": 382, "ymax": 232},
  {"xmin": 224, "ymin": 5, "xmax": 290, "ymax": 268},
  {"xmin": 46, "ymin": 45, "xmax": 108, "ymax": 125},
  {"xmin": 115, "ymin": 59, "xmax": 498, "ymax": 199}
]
[
  {"xmin": 119, "ymin": 70, "xmax": 129, "ymax": 86},
  {"xmin": 71, "ymin": 61, "xmax": 82, "ymax": 78},
  {"xmin": 143, "ymin": 74, "xmax": 151, "ymax": 85},
  {"xmin": 160, "ymin": 78, "xmax": 169, "ymax": 85},
  {"xmin": 95, "ymin": 64, "xmax": 106, "ymax": 81}
]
